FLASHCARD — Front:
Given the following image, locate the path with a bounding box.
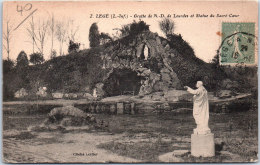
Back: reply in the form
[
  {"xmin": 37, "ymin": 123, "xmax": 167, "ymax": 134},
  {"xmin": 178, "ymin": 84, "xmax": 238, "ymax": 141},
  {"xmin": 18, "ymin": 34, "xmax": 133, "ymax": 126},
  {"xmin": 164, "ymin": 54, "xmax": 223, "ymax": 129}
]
[{"xmin": 3, "ymin": 131, "xmax": 140, "ymax": 163}]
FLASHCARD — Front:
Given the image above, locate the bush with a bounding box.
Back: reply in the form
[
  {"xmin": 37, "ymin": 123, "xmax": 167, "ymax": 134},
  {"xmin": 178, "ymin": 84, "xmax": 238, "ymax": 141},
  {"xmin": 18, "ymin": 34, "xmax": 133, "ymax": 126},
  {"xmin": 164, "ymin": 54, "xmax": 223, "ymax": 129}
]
[
  {"xmin": 167, "ymin": 34, "xmax": 196, "ymax": 59},
  {"xmin": 100, "ymin": 33, "xmax": 112, "ymax": 45},
  {"xmin": 129, "ymin": 20, "xmax": 150, "ymax": 36},
  {"xmin": 50, "ymin": 50, "xmax": 57, "ymax": 59},
  {"xmin": 159, "ymin": 18, "xmax": 175, "ymax": 36},
  {"xmin": 68, "ymin": 40, "xmax": 80, "ymax": 53},
  {"xmin": 3, "ymin": 59, "xmax": 14, "ymax": 74},
  {"xmin": 29, "ymin": 52, "xmax": 45, "ymax": 65}
]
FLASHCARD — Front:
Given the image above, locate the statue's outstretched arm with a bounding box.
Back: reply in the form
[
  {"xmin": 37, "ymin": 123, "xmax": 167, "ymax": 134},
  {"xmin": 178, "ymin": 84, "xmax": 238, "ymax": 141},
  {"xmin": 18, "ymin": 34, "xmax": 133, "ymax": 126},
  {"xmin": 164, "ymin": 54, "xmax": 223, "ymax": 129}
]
[{"xmin": 186, "ymin": 87, "xmax": 199, "ymax": 95}]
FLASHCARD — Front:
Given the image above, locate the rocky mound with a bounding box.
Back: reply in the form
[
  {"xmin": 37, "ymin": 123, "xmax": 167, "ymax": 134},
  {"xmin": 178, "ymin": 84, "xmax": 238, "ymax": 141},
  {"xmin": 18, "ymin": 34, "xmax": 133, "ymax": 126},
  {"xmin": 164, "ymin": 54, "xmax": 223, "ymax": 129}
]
[
  {"xmin": 98, "ymin": 29, "xmax": 218, "ymax": 97},
  {"xmin": 45, "ymin": 106, "xmax": 96, "ymax": 126},
  {"xmin": 28, "ymin": 106, "xmax": 96, "ymax": 132},
  {"xmin": 101, "ymin": 31, "xmax": 182, "ymax": 97}
]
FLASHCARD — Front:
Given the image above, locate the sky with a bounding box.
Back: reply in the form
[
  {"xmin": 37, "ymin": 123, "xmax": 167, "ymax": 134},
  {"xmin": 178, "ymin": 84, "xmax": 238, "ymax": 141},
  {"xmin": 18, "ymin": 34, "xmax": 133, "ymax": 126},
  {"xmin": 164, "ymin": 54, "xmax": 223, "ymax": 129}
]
[{"xmin": 2, "ymin": 1, "xmax": 258, "ymax": 62}]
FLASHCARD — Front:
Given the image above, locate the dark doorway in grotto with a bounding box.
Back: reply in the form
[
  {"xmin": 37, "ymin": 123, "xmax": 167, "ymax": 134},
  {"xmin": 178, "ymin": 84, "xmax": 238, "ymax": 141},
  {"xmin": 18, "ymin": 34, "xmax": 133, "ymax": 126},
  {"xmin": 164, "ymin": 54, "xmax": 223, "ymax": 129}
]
[{"xmin": 103, "ymin": 69, "xmax": 142, "ymax": 97}]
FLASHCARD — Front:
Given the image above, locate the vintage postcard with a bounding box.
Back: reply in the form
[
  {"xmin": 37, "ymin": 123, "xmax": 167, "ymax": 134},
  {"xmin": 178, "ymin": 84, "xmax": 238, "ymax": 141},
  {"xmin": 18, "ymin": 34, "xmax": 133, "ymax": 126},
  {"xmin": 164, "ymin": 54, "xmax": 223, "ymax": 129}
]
[{"xmin": 2, "ymin": 1, "xmax": 258, "ymax": 163}]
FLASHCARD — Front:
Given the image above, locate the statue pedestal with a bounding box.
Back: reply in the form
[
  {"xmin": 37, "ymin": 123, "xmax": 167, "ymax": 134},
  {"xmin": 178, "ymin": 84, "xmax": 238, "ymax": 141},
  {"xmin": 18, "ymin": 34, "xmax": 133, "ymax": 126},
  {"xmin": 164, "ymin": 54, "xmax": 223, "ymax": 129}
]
[{"xmin": 191, "ymin": 133, "xmax": 215, "ymax": 157}]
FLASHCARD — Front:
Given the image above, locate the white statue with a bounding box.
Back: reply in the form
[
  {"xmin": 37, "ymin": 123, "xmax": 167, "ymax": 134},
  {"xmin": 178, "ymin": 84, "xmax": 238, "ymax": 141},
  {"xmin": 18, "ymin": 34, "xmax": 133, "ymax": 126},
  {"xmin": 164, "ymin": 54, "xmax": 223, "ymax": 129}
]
[
  {"xmin": 144, "ymin": 45, "xmax": 149, "ymax": 60},
  {"xmin": 93, "ymin": 88, "xmax": 97, "ymax": 98},
  {"xmin": 184, "ymin": 81, "xmax": 211, "ymax": 135}
]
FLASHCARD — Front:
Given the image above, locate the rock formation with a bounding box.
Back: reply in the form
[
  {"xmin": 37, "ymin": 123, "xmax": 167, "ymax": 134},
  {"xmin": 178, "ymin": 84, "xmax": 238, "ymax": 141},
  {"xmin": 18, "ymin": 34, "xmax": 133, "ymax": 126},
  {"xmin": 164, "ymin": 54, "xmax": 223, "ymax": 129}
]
[{"xmin": 100, "ymin": 31, "xmax": 183, "ymax": 97}]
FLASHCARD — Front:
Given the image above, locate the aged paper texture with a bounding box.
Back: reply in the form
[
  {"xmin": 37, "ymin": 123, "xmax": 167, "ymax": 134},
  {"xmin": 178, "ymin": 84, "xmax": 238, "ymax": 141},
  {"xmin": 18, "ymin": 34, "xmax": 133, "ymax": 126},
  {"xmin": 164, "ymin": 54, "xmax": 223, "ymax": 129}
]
[{"xmin": 2, "ymin": 1, "xmax": 258, "ymax": 163}]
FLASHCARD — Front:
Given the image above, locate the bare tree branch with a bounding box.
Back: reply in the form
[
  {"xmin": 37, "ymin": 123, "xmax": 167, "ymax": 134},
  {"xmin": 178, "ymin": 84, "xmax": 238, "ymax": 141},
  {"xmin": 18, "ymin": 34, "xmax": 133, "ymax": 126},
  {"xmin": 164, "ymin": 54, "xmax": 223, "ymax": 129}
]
[
  {"xmin": 3, "ymin": 19, "xmax": 13, "ymax": 60},
  {"xmin": 66, "ymin": 19, "xmax": 79, "ymax": 45},
  {"xmin": 3, "ymin": 44, "xmax": 7, "ymax": 52},
  {"xmin": 26, "ymin": 16, "xmax": 49, "ymax": 55},
  {"xmin": 48, "ymin": 13, "xmax": 55, "ymax": 57},
  {"xmin": 55, "ymin": 20, "xmax": 68, "ymax": 56},
  {"xmin": 26, "ymin": 16, "xmax": 38, "ymax": 53},
  {"xmin": 35, "ymin": 19, "xmax": 49, "ymax": 54}
]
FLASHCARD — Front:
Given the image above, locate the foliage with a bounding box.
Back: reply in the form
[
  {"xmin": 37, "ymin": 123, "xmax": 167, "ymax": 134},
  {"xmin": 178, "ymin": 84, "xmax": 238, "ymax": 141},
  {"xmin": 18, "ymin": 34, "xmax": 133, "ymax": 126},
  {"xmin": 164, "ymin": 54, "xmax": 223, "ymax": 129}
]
[
  {"xmin": 162, "ymin": 35, "xmax": 221, "ymax": 90},
  {"xmin": 159, "ymin": 18, "xmax": 175, "ymax": 36},
  {"xmin": 222, "ymin": 65, "xmax": 257, "ymax": 93},
  {"xmin": 100, "ymin": 33, "xmax": 112, "ymax": 45},
  {"xmin": 68, "ymin": 40, "xmax": 80, "ymax": 53},
  {"xmin": 167, "ymin": 34, "xmax": 197, "ymax": 59},
  {"xmin": 89, "ymin": 23, "xmax": 100, "ymax": 48},
  {"xmin": 129, "ymin": 20, "xmax": 150, "ymax": 36},
  {"xmin": 112, "ymin": 20, "xmax": 149, "ymax": 40},
  {"xmin": 42, "ymin": 50, "xmax": 106, "ymax": 93},
  {"xmin": 3, "ymin": 68, "xmax": 30, "ymax": 101},
  {"xmin": 29, "ymin": 52, "xmax": 45, "ymax": 65},
  {"xmin": 50, "ymin": 50, "xmax": 57, "ymax": 59},
  {"xmin": 210, "ymin": 54, "xmax": 257, "ymax": 93},
  {"xmin": 16, "ymin": 51, "xmax": 29, "ymax": 69},
  {"xmin": 3, "ymin": 59, "xmax": 15, "ymax": 100},
  {"xmin": 120, "ymin": 25, "xmax": 131, "ymax": 37},
  {"xmin": 3, "ymin": 59, "xmax": 14, "ymax": 74},
  {"xmin": 113, "ymin": 24, "xmax": 131, "ymax": 39}
]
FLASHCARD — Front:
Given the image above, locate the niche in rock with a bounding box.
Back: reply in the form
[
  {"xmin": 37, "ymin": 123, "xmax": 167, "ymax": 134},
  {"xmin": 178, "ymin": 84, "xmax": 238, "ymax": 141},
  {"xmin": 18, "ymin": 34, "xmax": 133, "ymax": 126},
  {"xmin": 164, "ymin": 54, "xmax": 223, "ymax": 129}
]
[
  {"xmin": 140, "ymin": 44, "xmax": 150, "ymax": 60},
  {"xmin": 103, "ymin": 69, "xmax": 142, "ymax": 97}
]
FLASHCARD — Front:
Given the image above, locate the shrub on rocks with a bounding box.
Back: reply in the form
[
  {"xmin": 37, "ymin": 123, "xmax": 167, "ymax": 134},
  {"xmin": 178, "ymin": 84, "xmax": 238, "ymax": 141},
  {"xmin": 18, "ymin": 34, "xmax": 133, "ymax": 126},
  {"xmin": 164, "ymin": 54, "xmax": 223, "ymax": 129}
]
[
  {"xmin": 14, "ymin": 88, "xmax": 28, "ymax": 98},
  {"xmin": 52, "ymin": 92, "xmax": 64, "ymax": 99},
  {"xmin": 216, "ymin": 90, "xmax": 235, "ymax": 98},
  {"xmin": 47, "ymin": 106, "xmax": 96, "ymax": 126}
]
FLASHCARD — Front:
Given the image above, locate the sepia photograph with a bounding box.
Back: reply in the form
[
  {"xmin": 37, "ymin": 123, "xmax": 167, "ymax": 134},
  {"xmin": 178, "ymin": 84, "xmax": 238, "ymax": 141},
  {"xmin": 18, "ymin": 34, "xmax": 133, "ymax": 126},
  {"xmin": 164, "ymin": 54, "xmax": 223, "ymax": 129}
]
[{"xmin": 2, "ymin": 1, "xmax": 258, "ymax": 163}]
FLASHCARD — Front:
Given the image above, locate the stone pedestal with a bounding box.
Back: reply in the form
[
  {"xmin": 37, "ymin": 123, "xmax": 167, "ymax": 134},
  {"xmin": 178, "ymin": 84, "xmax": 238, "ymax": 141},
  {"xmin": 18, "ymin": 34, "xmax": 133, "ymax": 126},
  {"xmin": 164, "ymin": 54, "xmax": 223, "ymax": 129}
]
[{"xmin": 191, "ymin": 133, "xmax": 215, "ymax": 157}]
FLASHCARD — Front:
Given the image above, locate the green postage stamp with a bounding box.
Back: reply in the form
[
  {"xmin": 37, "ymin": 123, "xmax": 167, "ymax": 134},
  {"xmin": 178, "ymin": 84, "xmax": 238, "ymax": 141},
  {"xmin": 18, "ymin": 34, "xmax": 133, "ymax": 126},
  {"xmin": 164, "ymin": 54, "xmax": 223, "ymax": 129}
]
[{"xmin": 220, "ymin": 22, "xmax": 256, "ymax": 64}]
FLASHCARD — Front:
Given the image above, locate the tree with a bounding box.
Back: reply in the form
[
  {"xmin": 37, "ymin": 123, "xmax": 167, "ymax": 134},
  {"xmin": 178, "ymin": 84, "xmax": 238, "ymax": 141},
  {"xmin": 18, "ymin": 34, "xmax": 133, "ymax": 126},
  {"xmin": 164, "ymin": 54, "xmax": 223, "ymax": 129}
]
[
  {"xmin": 67, "ymin": 19, "xmax": 79, "ymax": 42},
  {"xmin": 29, "ymin": 52, "xmax": 45, "ymax": 65},
  {"xmin": 89, "ymin": 23, "xmax": 100, "ymax": 48},
  {"xmin": 36, "ymin": 19, "xmax": 49, "ymax": 55},
  {"xmin": 55, "ymin": 21, "xmax": 68, "ymax": 56},
  {"xmin": 3, "ymin": 19, "xmax": 13, "ymax": 60},
  {"xmin": 49, "ymin": 13, "xmax": 55, "ymax": 56},
  {"xmin": 26, "ymin": 16, "xmax": 49, "ymax": 55},
  {"xmin": 16, "ymin": 51, "xmax": 29, "ymax": 68},
  {"xmin": 68, "ymin": 40, "xmax": 80, "ymax": 53},
  {"xmin": 26, "ymin": 16, "xmax": 38, "ymax": 53},
  {"xmin": 159, "ymin": 18, "xmax": 175, "ymax": 36}
]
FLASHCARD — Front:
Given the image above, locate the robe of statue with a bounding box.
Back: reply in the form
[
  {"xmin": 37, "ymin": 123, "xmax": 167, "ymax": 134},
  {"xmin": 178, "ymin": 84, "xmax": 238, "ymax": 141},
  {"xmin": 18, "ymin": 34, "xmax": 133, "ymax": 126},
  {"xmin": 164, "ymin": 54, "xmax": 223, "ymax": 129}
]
[
  {"xmin": 93, "ymin": 88, "xmax": 97, "ymax": 98},
  {"xmin": 144, "ymin": 45, "xmax": 149, "ymax": 60},
  {"xmin": 187, "ymin": 85, "xmax": 211, "ymax": 135}
]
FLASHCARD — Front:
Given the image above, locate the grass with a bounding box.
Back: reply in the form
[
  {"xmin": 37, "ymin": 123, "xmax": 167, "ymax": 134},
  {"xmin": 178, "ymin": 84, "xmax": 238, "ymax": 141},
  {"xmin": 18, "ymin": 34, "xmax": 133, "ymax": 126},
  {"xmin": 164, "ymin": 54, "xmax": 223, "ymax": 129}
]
[
  {"xmin": 95, "ymin": 108, "xmax": 258, "ymax": 162},
  {"xmin": 2, "ymin": 100, "xmax": 258, "ymax": 162},
  {"xmin": 97, "ymin": 140, "xmax": 176, "ymax": 162},
  {"xmin": 4, "ymin": 131, "xmax": 36, "ymax": 140},
  {"xmin": 3, "ymin": 114, "xmax": 46, "ymax": 130}
]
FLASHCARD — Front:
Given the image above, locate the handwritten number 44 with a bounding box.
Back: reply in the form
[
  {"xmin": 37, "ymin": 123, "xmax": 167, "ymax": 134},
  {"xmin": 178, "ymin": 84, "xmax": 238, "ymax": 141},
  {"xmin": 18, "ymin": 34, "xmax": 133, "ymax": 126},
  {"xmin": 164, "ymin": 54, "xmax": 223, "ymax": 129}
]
[{"xmin": 17, "ymin": 3, "xmax": 32, "ymax": 16}]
